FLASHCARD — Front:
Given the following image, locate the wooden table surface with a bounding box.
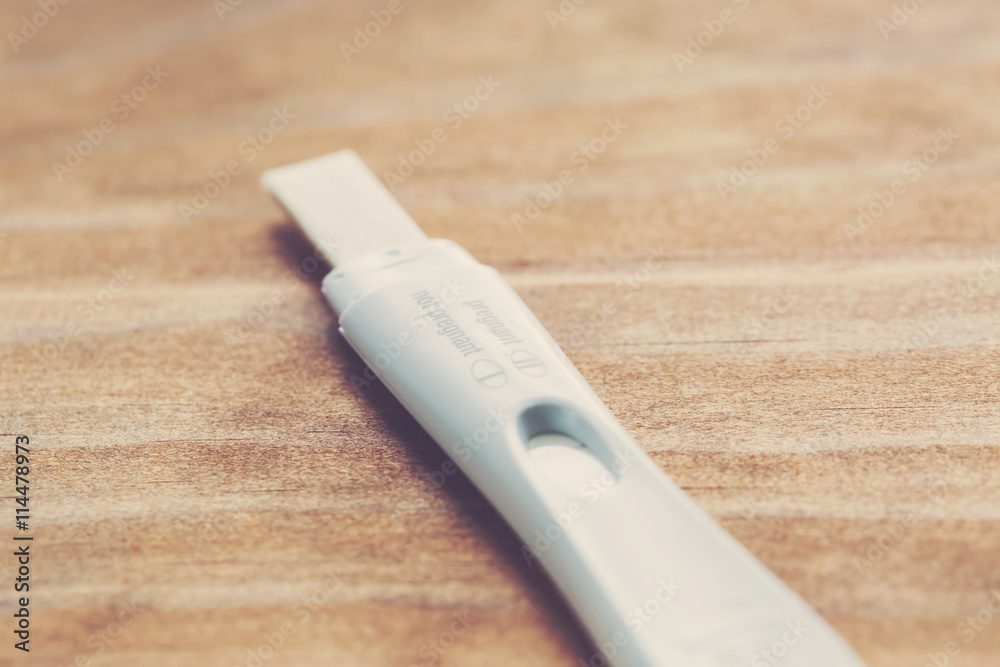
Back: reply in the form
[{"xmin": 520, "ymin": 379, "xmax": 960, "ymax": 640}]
[{"xmin": 2, "ymin": 0, "xmax": 999, "ymax": 665}]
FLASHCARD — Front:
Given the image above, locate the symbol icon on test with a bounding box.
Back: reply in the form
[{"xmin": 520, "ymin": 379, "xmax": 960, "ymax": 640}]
[
  {"xmin": 471, "ymin": 359, "xmax": 508, "ymax": 387},
  {"xmin": 511, "ymin": 349, "xmax": 547, "ymax": 377}
]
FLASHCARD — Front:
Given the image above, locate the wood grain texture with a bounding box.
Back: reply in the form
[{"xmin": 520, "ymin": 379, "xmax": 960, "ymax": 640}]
[{"xmin": 1, "ymin": 0, "xmax": 999, "ymax": 665}]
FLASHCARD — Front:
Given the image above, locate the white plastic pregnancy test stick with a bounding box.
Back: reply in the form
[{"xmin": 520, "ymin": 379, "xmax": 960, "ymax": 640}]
[{"xmin": 261, "ymin": 150, "xmax": 867, "ymax": 667}]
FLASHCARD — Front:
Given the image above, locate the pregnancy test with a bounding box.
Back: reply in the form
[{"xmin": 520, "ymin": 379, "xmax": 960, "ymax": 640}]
[{"xmin": 261, "ymin": 150, "xmax": 867, "ymax": 667}]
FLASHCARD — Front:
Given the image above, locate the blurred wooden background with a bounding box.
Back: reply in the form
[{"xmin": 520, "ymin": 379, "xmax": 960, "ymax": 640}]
[{"xmin": 1, "ymin": 0, "xmax": 999, "ymax": 665}]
